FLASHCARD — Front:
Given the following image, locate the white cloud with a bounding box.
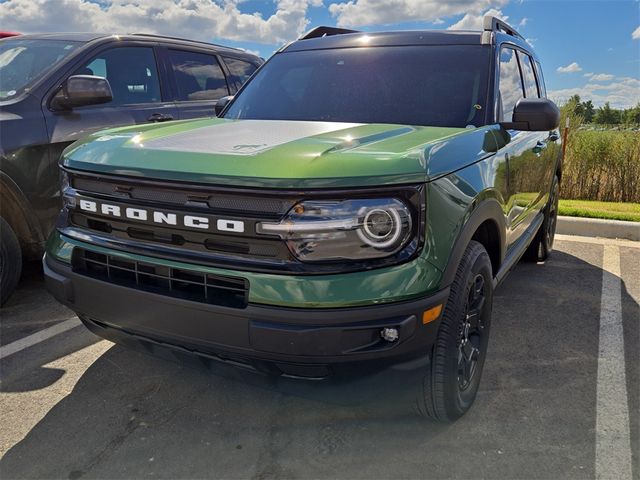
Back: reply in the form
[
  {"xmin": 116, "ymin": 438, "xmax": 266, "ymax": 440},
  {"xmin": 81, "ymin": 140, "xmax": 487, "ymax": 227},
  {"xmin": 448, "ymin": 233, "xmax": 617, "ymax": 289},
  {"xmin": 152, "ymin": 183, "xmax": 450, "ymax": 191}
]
[
  {"xmin": 557, "ymin": 62, "xmax": 582, "ymax": 73},
  {"xmin": 328, "ymin": 0, "xmax": 509, "ymax": 28},
  {"xmin": 0, "ymin": 0, "xmax": 319, "ymax": 44},
  {"xmin": 633, "ymin": 26, "xmax": 640, "ymax": 40},
  {"xmin": 432, "ymin": 18, "xmax": 445, "ymax": 25},
  {"xmin": 447, "ymin": 8, "xmax": 507, "ymax": 31},
  {"xmin": 549, "ymin": 77, "xmax": 640, "ymax": 109},
  {"xmin": 584, "ymin": 72, "xmax": 594, "ymax": 77},
  {"xmin": 518, "ymin": 17, "xmax": 528, "ymax": 27},
  {"xmin": 590, "ymin": 73, "xmax": 615, "ymax": 81}
]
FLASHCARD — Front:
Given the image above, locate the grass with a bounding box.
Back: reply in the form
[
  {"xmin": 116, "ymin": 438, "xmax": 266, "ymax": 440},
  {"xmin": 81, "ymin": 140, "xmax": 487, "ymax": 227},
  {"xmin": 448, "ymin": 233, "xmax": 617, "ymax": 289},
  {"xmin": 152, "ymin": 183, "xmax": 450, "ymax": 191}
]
[
  {"xmin": 558, "ymin": 199, "xmax": 640, "ymax": 222},
  {"xmin": 561, "ymin": 128, "xmax": 640, "ymax": 204}
]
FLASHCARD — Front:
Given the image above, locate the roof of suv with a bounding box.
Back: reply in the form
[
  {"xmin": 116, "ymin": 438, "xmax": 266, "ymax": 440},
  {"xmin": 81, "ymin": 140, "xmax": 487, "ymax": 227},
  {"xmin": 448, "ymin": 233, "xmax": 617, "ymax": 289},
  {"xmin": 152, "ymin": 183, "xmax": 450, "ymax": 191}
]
[
  {"xmin": 282, "ymin": 27, "xmax": 535, "ymax": 60},
  {"xmin": 11, "ymin": 32, "xmax": 257, "ymax": 58}
]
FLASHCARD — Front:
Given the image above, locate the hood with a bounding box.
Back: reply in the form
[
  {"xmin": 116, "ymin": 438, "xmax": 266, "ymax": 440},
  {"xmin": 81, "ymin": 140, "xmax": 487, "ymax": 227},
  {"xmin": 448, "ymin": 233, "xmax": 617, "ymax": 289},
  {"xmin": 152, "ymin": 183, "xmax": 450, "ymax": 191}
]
[{"xmin": 62, "ymin": 118, "xmax": 494, "ymax": 188}]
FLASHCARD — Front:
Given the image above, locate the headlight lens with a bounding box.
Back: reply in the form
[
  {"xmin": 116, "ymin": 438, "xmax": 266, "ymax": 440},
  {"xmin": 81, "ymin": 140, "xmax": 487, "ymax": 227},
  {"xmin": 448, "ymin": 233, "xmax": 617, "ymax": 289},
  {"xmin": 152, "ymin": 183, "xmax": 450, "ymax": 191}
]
[{"xmin": 256, "ymin": 198, "xmax": 413, "ymax": 262}]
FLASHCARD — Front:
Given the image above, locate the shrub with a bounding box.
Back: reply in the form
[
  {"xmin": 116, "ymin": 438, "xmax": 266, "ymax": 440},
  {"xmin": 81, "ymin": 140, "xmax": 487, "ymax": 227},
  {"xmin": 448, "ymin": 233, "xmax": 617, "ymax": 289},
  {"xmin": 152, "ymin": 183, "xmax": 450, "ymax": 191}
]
[{"xmin": 561, "ymin": 129, "xmax": 640, "ymax": 203}]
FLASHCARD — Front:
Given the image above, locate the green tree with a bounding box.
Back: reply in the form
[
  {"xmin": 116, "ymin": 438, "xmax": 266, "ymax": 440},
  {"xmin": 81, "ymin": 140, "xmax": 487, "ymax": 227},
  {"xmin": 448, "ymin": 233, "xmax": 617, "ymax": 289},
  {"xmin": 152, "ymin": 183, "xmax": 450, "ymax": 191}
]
[
  {"xmin": 623, "ymin": 103, "xmax": 640, "ymax": 124},
  {"xmin": 582, "ymin": 100, "xmax": 595, "ymax": 123},
  {"xmin": 566, "ymin": 94, "xmax": 584, "ymax": 118},
  {"xmin": 594, "ymin": 102, "xmax": 621, "ymax": 125}
]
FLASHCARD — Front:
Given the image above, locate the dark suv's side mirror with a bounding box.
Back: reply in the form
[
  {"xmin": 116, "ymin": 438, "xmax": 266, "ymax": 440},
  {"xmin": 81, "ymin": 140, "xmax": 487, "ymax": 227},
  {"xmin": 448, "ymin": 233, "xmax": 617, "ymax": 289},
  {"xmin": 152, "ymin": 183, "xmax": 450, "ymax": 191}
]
[
  {"xmin": 51, "ymin": 75, "xmax": 113, "ymax": 111},
  {"xmin": 501, "ymin": 98, "xmax": 560, "ymax": 131},
  {"xmin": 214, "ymin": 95, "xmax": 234, "ymax": 116}
]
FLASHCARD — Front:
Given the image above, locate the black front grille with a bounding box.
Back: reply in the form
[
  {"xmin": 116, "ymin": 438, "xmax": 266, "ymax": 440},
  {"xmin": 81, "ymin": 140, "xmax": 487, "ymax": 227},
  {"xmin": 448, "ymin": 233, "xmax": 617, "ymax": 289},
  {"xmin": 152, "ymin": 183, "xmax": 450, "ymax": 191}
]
[
  {"xmin": 72, "ymin": 176, "xmax": 293, "ymax": 217},
  {"xmin": 72, "ymin": 249, "xmax": 248, "ymax": 309}
]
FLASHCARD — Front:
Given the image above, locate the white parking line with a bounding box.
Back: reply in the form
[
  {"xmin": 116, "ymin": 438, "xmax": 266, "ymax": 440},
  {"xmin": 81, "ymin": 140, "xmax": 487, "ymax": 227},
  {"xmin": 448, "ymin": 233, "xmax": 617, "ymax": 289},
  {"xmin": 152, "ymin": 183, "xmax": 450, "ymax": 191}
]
[
  {"xmin": 595, "ymin": 245, "xmax": 632, "ymax": 480},
  {"xmin": 0, "ymin": 318, "xmax": 81, "ymax": 360},
  {"xmin": 556, "ymin": 234, "xmax": 640, "ymax": 249}
]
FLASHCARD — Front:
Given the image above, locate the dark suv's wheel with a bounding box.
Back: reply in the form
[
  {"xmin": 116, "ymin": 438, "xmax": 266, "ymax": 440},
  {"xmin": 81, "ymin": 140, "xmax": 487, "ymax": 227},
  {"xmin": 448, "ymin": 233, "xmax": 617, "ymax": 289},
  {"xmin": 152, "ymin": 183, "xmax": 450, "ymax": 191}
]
[
  {"xmin": 417, "ymin": 240, "xmax": 493, "ymax": 422},
  {"xmin": 0, "ymin": 217, "xmax": 22, "ymax": 306},
  {"xmin": 524, "ymin": 174, "xmax": 560, "ymax": 262}
]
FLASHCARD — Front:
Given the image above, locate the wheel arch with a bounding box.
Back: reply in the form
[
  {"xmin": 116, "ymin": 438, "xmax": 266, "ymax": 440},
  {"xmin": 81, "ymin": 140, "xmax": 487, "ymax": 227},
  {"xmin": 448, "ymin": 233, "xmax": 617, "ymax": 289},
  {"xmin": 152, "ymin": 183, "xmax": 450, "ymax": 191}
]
[
  {"xmin": 0, "ymin": 171, "xmax": 45, "ymax": 259},
  {"xmin": 441, "ymin": 199, "xmax": 506, "ymax": 286}
]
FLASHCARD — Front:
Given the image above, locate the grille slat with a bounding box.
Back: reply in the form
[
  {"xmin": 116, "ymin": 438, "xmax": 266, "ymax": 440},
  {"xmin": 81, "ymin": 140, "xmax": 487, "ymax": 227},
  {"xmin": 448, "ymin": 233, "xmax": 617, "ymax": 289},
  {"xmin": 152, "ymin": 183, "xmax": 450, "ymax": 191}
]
[{"xmin": 73, "ymin": 249, "xmax": 248, "ymax": 309}]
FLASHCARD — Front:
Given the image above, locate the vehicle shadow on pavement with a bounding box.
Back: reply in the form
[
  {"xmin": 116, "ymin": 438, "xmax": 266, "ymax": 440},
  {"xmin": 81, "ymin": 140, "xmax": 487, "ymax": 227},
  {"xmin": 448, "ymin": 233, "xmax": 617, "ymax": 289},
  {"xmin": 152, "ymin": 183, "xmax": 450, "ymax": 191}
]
[
  {"xmin": 1, "ymin": 261, "xmax": 103, "ymax": 394},
  {"xmin": 1, "ymin": 248, "xmax": 638, "ymax": 480}
]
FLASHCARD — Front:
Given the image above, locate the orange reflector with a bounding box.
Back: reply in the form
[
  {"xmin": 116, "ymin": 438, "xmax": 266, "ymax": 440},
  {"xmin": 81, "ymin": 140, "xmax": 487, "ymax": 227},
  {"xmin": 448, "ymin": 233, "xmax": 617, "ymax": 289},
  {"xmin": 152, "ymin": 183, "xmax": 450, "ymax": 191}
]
[{"xmin": 422, "ymin": 304, "xmax": 443, "ymax": 324}]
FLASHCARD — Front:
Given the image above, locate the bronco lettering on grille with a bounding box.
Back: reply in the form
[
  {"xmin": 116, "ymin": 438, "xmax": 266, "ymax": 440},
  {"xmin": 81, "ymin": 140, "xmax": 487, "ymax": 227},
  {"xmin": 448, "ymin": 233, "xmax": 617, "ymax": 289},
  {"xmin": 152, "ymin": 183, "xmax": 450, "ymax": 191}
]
[{"xmin": 78, "ymin": 199, "xmax": 245, "ymax": 233}]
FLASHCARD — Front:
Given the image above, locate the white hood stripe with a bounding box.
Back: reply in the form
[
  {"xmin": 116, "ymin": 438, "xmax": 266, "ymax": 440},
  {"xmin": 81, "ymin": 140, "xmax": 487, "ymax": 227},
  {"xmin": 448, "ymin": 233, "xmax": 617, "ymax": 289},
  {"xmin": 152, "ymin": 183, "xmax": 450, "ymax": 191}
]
[{"xmin": 143, "ymin": 120, "xmax": 362, "ymax": 156}]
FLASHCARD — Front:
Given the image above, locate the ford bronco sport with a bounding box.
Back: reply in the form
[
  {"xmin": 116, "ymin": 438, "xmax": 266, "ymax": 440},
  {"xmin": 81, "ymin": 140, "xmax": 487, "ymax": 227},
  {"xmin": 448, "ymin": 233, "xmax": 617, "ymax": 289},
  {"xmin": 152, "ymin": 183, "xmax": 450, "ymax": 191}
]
[{"xmin": 44, "ymin": 17, "xmax": 561, "ymax": 422}]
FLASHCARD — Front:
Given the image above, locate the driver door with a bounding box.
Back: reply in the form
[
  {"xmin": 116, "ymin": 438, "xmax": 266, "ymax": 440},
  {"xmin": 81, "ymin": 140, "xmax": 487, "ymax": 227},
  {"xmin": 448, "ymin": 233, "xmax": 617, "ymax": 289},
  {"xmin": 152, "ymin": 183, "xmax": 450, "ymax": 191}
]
[{"xmin": 43, "ymin": 44, "xmax": 178, "ymax": 170}]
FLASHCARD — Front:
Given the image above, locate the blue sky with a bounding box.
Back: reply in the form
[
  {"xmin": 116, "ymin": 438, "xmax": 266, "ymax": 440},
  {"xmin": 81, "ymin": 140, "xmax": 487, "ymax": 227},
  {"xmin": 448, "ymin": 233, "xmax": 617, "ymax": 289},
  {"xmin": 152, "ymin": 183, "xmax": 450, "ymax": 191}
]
[{"xmin": 2, "ymin": 0, "xmax": 639, "ymax": 107}]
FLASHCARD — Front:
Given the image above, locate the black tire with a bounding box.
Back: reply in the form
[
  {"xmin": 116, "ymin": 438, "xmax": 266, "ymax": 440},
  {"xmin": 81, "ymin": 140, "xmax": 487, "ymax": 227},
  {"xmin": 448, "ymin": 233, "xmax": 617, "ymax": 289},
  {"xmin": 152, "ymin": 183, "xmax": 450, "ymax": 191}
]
[
  {"xmin": 417, "ymin": 240, "xmax": 493, "ymax": 422},
  {"xmin": 524, "ymin": 174, "xmax": 560, "ymax": 262},
  {"xmin": 0, "ymin": 217, "xmax": 22, "ymax": 306}
]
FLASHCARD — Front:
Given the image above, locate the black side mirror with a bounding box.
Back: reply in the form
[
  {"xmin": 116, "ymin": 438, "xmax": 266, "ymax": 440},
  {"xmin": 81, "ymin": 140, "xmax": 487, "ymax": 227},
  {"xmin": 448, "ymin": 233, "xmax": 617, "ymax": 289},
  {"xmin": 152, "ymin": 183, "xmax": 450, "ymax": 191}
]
[
  {"xmin": 51, "ymin": 75, "xmax": 113, "ymax": 111},
  {"xmin": 501, "ymin": 98, "xmax": 560, "ymax": 131},
  {"xmin": 214, "ymin": 95, "xmax": 234, "ymax": 116}
]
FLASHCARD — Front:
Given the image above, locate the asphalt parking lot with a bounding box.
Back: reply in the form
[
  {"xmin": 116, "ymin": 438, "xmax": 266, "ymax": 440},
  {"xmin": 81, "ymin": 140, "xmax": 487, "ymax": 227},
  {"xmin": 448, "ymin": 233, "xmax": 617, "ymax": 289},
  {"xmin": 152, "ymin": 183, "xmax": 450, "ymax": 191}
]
[{"xmin": 1, "ymin": 235, "xmax": 638, "ymax": 480}]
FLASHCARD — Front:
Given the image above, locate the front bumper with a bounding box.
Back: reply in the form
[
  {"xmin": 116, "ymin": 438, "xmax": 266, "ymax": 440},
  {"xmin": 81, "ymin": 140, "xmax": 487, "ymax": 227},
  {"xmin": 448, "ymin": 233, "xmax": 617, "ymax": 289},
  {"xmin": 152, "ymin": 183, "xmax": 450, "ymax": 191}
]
[{"xmin": 44, "ymin": 250, "xmax": 448, "ymax": 379}]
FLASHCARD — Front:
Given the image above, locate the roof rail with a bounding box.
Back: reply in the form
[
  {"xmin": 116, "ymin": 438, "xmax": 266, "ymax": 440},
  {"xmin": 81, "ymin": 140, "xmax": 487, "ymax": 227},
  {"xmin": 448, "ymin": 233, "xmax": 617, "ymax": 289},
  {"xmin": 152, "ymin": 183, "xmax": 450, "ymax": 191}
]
[
  {"xmin": 129, "ymin": 33, "xmax": 245, "ymax": 52},
  {"xmin": 481, "ymin": 16, "xmax": 526, "ymax": 45},
  {"xmin": 298, "ymin": 26, "xmax": 360, "ymax": 40}
]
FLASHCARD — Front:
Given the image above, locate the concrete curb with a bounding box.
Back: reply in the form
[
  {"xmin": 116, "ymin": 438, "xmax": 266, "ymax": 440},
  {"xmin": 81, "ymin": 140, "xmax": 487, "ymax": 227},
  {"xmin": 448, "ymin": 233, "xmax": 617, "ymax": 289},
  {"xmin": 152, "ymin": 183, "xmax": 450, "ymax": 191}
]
[{"xmin": 557, "ymin": 216, "xmax": 640, "ymax": 241}]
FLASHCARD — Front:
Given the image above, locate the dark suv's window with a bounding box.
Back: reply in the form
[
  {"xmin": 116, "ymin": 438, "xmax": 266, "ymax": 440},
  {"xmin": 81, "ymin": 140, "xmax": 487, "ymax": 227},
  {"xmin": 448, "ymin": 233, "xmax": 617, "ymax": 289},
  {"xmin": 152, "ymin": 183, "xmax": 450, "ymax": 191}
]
[
  {"xmin": 222, "ymin": 56, "xmax": 258, "ymax": 88},
  {"xmin": 168, "ymin": 50, "xmax": 229, "ymax": 101},
  {"xmin": 224, "ymin": 46, "xmax": 490, "ymax": 128},
  {"xmin": 75, "ymin": 47, "xmax": 161, "ymax": 105},
  {"xmin": 0, "ymin": 39, "xmax": 82, "ymax": 100},
  {"xmin": 518, "ymin": 52, "xmax": 539, "ymax": 98},
  {"xmin": 498, "ymin": 47, "xmax": 524, "ymax": 122}
]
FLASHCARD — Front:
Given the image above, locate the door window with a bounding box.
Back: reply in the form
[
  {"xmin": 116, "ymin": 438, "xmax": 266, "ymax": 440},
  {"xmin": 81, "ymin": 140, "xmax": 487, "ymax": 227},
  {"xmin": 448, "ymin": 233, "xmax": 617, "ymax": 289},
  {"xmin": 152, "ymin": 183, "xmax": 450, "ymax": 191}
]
[
  {"xmin": 498, "ymin": 47, "xmax": 524, "ymax": 122},
  {"xmin": 168, "ymin": 50, "xmax": 229, "ymax": 101},
  {"xmin": 222, "ymin": 56, "xmax": 259, "ymax": 88},
  {"xmin": 517, "ymin": 52, "xmax": 539, "ymax": 98},
  {"xmin": 74, "ymin": 47, "xmax": 161, "ymax": 105}
]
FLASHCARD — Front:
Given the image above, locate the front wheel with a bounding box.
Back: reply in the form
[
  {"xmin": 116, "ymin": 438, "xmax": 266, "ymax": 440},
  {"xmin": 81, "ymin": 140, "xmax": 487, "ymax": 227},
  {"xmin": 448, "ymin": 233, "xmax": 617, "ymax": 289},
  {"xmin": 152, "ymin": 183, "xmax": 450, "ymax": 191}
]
[
  {"xmin": 0, "ymin": 217, "xmax": 22, "ymax": 306},
  {"xmin": 416, "ymin": 240, "xmax": 493, "ymax": 422}
]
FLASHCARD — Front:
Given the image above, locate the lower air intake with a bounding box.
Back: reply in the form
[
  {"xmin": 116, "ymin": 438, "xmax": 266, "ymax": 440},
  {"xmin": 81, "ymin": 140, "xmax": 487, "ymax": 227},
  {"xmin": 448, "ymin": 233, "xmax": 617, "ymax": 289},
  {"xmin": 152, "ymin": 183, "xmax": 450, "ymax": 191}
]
[{"xmin": 72, "ymin": 248, "xmax": 248, "ymax": 309}]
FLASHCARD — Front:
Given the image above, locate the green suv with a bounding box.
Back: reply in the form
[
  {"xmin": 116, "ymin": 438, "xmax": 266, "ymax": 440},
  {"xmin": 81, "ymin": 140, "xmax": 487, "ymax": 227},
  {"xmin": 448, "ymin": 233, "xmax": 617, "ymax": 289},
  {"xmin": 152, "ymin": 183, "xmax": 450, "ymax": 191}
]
[{"xmin": 45, "ymin": 17, "xmax": 561, "ymax": 422}]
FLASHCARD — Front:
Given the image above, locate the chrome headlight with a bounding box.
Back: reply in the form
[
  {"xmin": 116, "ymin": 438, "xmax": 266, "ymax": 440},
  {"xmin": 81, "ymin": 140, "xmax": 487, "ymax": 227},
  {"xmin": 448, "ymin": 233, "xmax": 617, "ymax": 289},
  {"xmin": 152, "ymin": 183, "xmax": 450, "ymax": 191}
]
[{"xmin": 256, "ymin": 198, "xmax": 414, "ymax": 262}]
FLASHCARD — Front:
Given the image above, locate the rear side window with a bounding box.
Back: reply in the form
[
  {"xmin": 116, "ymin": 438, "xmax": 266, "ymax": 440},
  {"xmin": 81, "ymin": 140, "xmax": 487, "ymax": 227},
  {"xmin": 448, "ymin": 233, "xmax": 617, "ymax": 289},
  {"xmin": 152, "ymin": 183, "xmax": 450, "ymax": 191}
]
[
  {"xmin": 74, "ymin": 47, "xmax": 161, "ymax": 105},
  {"xmin": 498, "ymin": 47, "xmax": 524, "ymax": 122},
  {"xmin": 517, "ymin": 52, "xmax": 539, "ymax": 98},
  {"xmin": 535, "ymin": 61, "xmax": 547, "ymax": 97},
  {"xmin": 168, "ymin": 50, "xmax": 229, "ymax": 101},
  {"xmin": 222, "ymin": 56, "xmax": 259, "ymax": 88}
]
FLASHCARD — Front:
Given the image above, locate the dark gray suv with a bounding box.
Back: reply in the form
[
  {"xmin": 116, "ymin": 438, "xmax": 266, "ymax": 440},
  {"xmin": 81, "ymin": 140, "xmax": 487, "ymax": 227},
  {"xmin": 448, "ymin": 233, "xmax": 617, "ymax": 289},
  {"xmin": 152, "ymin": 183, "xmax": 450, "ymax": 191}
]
[{"xmin": 0, "ymin": 33, "xmax": 262, "ymax": 304}]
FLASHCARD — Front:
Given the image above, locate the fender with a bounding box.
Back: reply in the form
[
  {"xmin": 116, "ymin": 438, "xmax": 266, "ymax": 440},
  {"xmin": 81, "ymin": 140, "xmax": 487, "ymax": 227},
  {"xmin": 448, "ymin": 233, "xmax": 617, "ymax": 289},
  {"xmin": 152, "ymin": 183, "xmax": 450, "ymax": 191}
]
[
  {"xmin": 440, "ymin": 199, "xmax": 506, "ymax": 286},
  {"xmin": 0, "ymin": 170, "xmax": 45, "ymax": 258}
]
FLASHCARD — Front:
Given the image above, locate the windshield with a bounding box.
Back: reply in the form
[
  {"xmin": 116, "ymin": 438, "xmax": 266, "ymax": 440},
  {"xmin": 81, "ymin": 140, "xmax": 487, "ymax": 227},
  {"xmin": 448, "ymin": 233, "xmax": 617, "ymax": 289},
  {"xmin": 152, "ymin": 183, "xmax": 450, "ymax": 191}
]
[
  {"xmin": 0, "ymin": 39, "xmax": 82, "ymax": 100},
  {"xmin": 224, "ymin": 45, "xmax": 491, "ymax": 128}
]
